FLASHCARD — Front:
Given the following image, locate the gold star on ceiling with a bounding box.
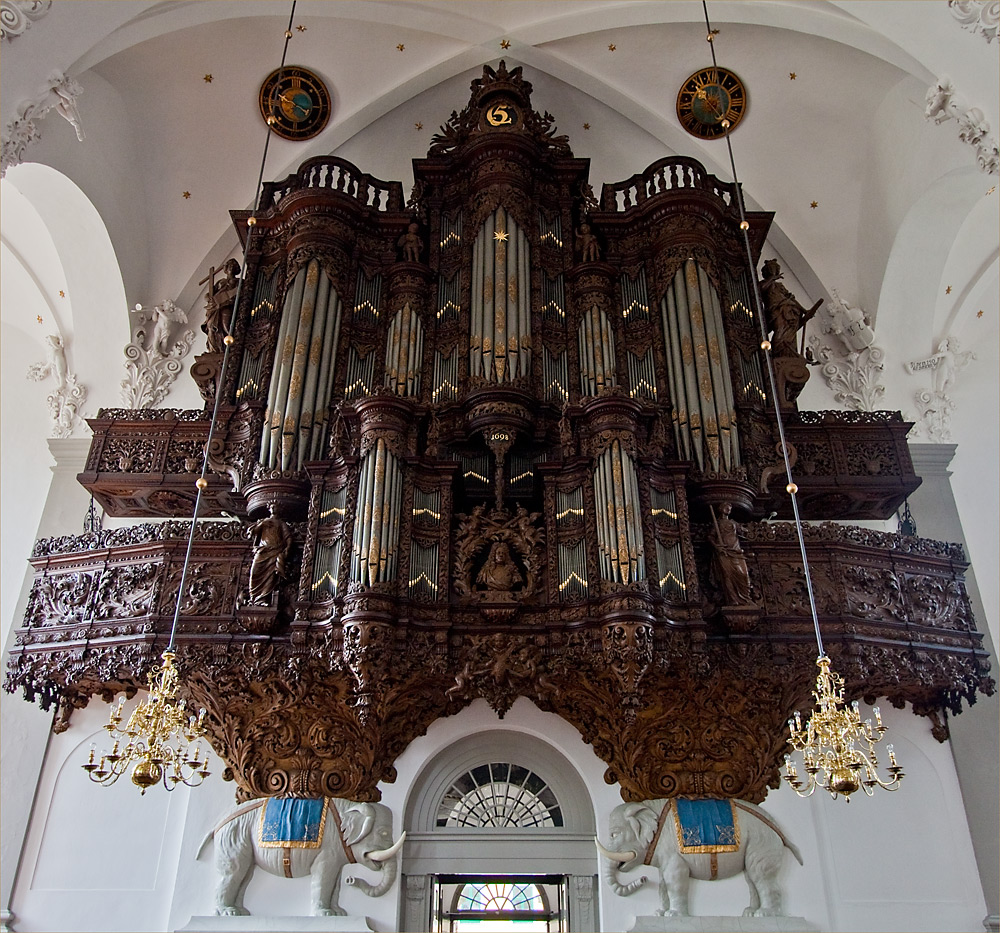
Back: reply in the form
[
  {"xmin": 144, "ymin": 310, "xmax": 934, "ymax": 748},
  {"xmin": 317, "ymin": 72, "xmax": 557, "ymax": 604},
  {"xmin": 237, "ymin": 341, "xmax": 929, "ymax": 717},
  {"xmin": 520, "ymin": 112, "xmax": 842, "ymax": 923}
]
[
  {"xmin": 36, "ymin": 315, "xmax": 43, "ymax": 323},
  {"xmin": 414, "ymin": 122, "xmax": 423, "ymax": 131},
  {"xmin": 789, "ymin": 72, "xmax": 797, "ymax": 80},
  {"xmin": 809, "ymin": 201, "xmax": 818, "ymax": 209},
  {"xmin": 608, "ymin": 43, "xmax": 616, "ymax": 51},
  {"xmin": 500, "ymin": 39, "xmax": 511, "ymax": 50},
  {"xmin": 946, "ymin": 285, "xmax": 952, "ymax": 294},
  {"xmin": 396, "ymin": 43, "xmax": 405, "ymax": 51},
  {"xmin": 183, "ymin": 191, "xmax": 191, "ymax": 199},
  {"xmin": 494, "ymin": 230, "xmax": 508, "ymax": 242},
  {"xmin": 59, "ymin": 290, "xmax": 65, "ymax": 297},
  {"xmin": 296, "ymin": 24, "xmax": 307, "ymax": 32},
  {"xmin": 583, "ymin": 123, "xmax": 591, "ymax": 130},
  {"xmin": 987, "ymin": 186, "xmax": 996, "ymax": 196},
  {"xmin": 203, "ymin": 74, "xmax": 213, "ymax": 83},
  {"xmin": 977, "ymin": 309, "xmax": 984, "ymax": 318}
]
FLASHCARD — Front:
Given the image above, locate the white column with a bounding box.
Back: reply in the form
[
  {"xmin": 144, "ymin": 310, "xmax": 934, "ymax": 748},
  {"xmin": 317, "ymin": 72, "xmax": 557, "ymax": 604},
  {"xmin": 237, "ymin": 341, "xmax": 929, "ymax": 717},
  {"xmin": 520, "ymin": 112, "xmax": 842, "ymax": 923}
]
[
  {"xmin": 908, "ymin": 443, "xmax": 999, "ymax": 931},
  {"xmin": 1, "ymin": 437, "xmax": 92, "ymax": 927}
]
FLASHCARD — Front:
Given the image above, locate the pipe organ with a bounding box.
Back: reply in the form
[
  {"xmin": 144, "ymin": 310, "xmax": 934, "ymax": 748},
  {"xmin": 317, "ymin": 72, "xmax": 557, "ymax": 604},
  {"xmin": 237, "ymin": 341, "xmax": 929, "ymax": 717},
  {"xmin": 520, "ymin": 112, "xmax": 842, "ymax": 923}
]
[{"xmin": 7, "ymin": 62, "xmax": 992, "ymax": 805}]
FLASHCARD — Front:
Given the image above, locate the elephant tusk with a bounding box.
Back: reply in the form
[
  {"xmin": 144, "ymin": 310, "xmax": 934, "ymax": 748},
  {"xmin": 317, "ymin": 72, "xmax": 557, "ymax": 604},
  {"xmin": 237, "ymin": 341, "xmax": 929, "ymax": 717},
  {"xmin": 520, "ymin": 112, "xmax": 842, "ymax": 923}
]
[
  {"xmin": 595, "ymin": 838, "xmax": 637, "ymax": 863},
  {"xmin": 367, "ymin": 831, "xmax": 406, "ymax": 862}
]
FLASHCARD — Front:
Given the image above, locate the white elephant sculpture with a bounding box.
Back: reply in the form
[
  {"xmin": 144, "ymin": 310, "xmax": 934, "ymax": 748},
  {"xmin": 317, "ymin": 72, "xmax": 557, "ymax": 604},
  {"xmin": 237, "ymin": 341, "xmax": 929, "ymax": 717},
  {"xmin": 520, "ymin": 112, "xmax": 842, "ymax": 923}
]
[
  {"xmin": 597, "ymin": 798, "xmax": 802, "ymax": 918},
  {"xmin": 198, "ymin": 796, "xmax": 405, "ymax": 916}
]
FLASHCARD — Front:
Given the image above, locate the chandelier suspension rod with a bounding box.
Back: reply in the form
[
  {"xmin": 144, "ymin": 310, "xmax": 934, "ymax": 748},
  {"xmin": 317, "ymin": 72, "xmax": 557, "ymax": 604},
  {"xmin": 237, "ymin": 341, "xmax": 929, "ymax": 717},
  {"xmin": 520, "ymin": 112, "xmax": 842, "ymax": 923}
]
[
  {"xmin": 167, "ymin": 0, "xmax": 298, "ymax": 652},
  {"xmin": 700, "ymin": 0, "xmax": 824, "ymax": 659}
]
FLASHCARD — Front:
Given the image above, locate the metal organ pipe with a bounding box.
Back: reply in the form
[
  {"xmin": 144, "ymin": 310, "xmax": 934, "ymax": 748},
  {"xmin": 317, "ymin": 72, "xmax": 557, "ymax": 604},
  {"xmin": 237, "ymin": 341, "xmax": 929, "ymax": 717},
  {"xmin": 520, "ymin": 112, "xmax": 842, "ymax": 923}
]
[
  {"xmin": 593, "ymin": 441, "xmax": 645, "ymax": 584},
  {"xmin": 469, "ymin": 207, "xmax": 531, "ymax": 383},
  {"xmin": 351, "ymin": 437, "xmax": 403, "ymax": 586},
  {"xmin": 260, "ymin": 259, "xmax": 343, "ymax": 471},
  {"xmin": 385, "ymin": 303, "xmax": 423, "ymax": 397}
]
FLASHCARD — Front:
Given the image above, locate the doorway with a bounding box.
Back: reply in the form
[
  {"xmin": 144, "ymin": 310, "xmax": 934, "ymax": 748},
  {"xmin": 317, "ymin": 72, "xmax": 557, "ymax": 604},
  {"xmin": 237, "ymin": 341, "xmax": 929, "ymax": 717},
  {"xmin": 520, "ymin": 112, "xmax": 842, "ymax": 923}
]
[{"xmin": 434, "ymin": 874, "xmax": 567, "ymax": 932}]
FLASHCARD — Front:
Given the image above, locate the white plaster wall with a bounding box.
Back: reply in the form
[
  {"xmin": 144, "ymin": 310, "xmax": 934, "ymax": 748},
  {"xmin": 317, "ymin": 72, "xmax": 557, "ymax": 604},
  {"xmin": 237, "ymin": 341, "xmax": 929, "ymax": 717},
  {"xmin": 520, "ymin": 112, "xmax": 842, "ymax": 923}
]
[{"xmin": 6, "ymin": 689, "xmax": 986, "ymax": 932}]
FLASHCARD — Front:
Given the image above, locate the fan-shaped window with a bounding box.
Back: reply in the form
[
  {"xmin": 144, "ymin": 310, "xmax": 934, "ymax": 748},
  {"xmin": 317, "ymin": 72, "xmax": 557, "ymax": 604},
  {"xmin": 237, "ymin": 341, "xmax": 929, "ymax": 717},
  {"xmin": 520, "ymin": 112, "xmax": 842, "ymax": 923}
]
[
  {"xmin": 436, "ymin": 762, "xmax": 563, "ymax": 827},
  {"xmin": 457, "ymin": 881, "xmax": 545, "ymax": 912}
]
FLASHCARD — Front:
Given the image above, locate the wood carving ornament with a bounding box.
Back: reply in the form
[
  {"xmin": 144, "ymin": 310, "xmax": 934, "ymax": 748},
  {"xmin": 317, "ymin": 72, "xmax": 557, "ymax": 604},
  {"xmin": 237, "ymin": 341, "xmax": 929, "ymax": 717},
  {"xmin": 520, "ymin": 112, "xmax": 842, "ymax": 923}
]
[{"xmin": 453, "ymin": 505, "xmax": 544, "ymax": 599}]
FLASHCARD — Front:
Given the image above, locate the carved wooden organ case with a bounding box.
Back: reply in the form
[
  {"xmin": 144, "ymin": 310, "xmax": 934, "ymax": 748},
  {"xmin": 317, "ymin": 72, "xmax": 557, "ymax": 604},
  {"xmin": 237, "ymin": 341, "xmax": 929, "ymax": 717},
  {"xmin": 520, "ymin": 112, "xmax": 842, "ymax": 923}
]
[{"xmin": 8, "ymin": 63, "xmax": 992, "ymax": 804}]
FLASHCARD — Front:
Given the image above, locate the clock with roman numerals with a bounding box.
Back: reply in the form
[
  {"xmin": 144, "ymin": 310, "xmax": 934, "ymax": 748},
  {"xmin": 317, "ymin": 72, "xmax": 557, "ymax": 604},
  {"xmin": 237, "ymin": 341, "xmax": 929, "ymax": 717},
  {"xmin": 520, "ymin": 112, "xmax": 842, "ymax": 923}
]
[
  {"xmin": 259, "ymin": 66, "xmax": 332, "ymax": 141},
  {"xmin": 676, "ymin": 66, "xmax": 748, "ymax": 139}
]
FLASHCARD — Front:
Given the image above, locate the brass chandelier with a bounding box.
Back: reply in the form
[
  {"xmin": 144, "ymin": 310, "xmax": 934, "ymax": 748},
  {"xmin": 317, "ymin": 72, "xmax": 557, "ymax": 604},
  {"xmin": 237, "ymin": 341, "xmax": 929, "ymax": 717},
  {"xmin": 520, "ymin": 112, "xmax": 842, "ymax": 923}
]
[
  {"xmin": 699, "ymin": 2, "xmax": 903, "ymax": 801},
  {"xmin": 83, "ymin": 2, "xmax": 304, "ymax": 794}
]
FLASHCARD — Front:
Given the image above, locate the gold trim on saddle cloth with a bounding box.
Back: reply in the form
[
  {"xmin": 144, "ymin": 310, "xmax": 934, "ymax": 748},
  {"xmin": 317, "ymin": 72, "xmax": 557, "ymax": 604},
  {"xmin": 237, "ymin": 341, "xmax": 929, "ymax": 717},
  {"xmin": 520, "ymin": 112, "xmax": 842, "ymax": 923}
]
[
  {"xmin": 257, "ymin": 798, "xmax": 329, "ymax": 850},
  {"xmin": 672, "ymin": 798, "xmax": 741, "ymax": 854}
]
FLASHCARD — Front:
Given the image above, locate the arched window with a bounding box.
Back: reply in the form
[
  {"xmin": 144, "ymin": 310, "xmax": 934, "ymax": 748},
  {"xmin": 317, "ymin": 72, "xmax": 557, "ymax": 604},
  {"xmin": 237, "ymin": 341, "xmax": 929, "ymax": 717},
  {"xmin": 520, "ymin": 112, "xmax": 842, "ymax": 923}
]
[{"xmin": 436, "ymin": 762, "xmax": 563, "ymax": 828}]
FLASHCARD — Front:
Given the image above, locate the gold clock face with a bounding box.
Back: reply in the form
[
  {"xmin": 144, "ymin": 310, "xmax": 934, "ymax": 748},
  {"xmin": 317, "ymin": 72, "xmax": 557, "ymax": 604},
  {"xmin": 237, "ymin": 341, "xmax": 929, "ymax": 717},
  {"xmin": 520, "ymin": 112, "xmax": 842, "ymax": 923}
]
[
  {"xmin": 676, "ymin": 67, "xmax": 748, "ymax": 139},
  {"xmin": 259, "ymin": 66, "xmax": 332, "ymax": 141}
]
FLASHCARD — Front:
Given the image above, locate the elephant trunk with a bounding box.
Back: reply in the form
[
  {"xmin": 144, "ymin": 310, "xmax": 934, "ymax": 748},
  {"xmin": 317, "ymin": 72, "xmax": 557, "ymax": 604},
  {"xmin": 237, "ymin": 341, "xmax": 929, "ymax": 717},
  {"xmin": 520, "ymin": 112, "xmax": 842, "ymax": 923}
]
[
  {"xmin": 600, "ymin": 848, "xmax": 646, "ymax": 896},
  {"xmin": 351, "ymin": 849, "xmax": 398, "ymax": 898}
]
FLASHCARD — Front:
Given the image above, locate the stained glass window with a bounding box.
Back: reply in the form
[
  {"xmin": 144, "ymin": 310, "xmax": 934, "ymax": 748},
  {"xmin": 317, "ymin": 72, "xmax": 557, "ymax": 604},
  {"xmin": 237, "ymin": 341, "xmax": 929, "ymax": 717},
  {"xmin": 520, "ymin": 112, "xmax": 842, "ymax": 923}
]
[{"xmin": 436, "ymin": 762, "xmax": 563, "ymax": 827}]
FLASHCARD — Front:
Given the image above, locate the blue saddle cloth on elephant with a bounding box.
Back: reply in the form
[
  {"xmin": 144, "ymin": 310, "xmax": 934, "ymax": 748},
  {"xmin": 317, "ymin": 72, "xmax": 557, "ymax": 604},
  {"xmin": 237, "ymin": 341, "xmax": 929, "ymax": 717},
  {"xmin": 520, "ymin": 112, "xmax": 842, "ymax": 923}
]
[
  {"xmin": 258, "ymin": 797, "xmax": 328, "ymax": 849},
  {"xmin": 673, "ymin": 798, "xmax": 740, "ymax": 854}
]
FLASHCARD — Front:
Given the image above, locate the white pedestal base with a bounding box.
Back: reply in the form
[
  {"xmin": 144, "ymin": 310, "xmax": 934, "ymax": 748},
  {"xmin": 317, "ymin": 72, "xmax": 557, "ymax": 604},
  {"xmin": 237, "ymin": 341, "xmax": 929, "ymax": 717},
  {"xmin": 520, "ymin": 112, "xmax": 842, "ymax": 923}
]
[
  {"xmin": 629, "ymin": 917, "xmax": 819, "ymax": 933},
  {"xmin": 176, "ymin": 917, "xmax": 374, "ymax": 933}
]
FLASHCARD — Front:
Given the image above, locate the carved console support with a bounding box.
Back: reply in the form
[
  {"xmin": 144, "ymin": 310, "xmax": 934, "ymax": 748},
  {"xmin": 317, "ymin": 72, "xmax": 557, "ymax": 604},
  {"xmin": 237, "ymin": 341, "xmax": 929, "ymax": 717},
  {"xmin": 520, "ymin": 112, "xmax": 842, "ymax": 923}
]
[{"xmin": 25, "ymin": 334, "xmax": 88, "ymax": 438}]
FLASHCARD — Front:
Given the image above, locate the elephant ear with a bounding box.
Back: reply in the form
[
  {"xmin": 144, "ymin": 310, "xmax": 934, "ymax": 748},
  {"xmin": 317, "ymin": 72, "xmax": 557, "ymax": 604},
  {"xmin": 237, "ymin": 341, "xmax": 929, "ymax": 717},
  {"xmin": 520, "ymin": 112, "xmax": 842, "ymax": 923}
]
[
  {"xmin": 340, "ymin": 802, "xmax": 376, "ymax": 847},
  {"xmin": 623, "ymin": 802, "xmax": 661, "ymax": 848}
]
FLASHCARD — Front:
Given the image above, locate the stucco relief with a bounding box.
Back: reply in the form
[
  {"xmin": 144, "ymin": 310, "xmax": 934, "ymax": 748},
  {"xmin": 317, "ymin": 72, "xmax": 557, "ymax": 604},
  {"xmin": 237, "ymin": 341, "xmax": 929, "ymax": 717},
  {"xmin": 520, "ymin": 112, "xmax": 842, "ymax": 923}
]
[
  {"xmin": 120, "ymin": 299, "xmax": 196, "ymax": 409},
  {"xmin": 925, "ymin": 76, "xmax": 999, "ymax": 174},
  {"xmin": 25, "ymin": 334, "xmax": 88, "ymax": 438},
  {"xmin": 1, "ymin": 70, "xmax": 84, "ymax": 177},
  {"xmin": 808, "ymin": 289, "xmax": 886, "ymax": 412}
]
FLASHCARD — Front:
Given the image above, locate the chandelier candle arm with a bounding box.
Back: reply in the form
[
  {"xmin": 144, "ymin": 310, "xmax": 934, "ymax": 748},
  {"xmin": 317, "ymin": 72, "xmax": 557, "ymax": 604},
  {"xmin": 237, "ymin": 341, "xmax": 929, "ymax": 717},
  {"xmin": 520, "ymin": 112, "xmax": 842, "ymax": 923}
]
[{"xmin": 700, "ymin": 0, "xmax": 902, "ymax": 801}]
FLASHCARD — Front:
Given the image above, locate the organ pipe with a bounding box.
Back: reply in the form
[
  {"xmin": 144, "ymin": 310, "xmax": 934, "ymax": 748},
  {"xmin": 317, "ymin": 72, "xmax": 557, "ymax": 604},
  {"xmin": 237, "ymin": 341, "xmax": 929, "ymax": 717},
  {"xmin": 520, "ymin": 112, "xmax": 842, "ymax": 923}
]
[
  {"xmin": 385, "ymin": 303, "xmax": 424, "ymax": 397},
  {"xmin": 593, "ymin": 440, "xmax": 645, "ymax": 584},
  {"xmin": 351, "ymin": 437, "xmax": 404, "ymax": 585},
  {"xmin": 469, "ymin": 207, "xmax": 531, "ymax": 382},
  {"xmin": 261, "ymin": 260, "xmax": 343, "ymax": 471},
  {"xmin": 578, "ymin": 305, "xmax": 617, "ymax": 396},
  {"xmin": 661, "ymin": 259, "xmax": 740, "ymax": 472}
]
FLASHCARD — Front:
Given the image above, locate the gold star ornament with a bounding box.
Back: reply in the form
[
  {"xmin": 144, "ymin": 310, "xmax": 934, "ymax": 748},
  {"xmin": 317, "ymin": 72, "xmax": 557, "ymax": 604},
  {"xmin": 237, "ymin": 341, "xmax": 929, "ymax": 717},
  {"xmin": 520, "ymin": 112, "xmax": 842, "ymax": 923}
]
[
  {"xmin": 59, "ymin": 290, "xmax": 65, "ymax": 297},
  {"xmin": 946, "ymin": 286, "xmax": 952, "ymax": 294},
  {"xmin": 396, "ymin": 43, "xmax": 405, "ymax": 51},
  {"xmin": 583, "ymin": 123, "xmax": 591, "ymax": 130},
  {"xmin": 203, "ymin": 74, "xmax": 213, "ymax": 83},
  {"xmin": 789, "ymin": 72, "xmax": 797, "ymax": 80},
  {"xmin": 608, "ymin": 43, "xmax": 616, "ymax": 51},
  {"xmin": 183, "ymin": 191, "xmax": 191, "ymax": 199},
  {"xmin": 977, "ymin": 309, "xmax": 984, "ymax": 318},
  {"xmin": 810, "ymin": 201, "xmax": 818, "ymax": 209},
  {"xmin": 494, "ymin": 230, "xmax": 509, "ymax": 243},
  {"xmin": 296, "ymin": 25, "xmax": 307, "ymax": 32},
  {"xmin": 415, "ymin": 122, "xmax": 423, "ymax": 131},
  {"xmin": 36, "ymin": 315, "xmax": 43, "ymax": 323},
  {"xmin": 500, "ymin": 39, "xmax": 511, "ymax": 50}
]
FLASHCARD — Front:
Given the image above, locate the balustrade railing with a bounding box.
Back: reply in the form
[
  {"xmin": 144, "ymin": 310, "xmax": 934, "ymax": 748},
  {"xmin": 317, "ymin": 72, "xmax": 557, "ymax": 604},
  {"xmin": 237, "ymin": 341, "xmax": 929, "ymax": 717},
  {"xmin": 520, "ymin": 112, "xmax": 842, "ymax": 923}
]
[
  {"xmin": 600, "ymin": 156, "xmax": 737, "ymax": 212},
  {"xmin": 258, "ymin": 156, "xmax": 404, "ymax": 212}
]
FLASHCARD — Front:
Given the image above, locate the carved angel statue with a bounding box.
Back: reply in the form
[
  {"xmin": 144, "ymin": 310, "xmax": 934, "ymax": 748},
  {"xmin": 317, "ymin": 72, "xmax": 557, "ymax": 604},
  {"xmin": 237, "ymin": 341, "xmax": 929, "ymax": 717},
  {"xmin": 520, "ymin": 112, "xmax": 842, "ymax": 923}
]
[
  {"xmin": 397, "ymin": 222, "xmax": 422, "ymax": 262},
  {"xmin": 576, "ymin": 222, "xmax": 600, "ymax": 262},
  {"xmin": 146, "ymin": 299, "xmax": 188, "ymax": 356},
  {"xmin": 26, "ymin": 334, "xmax": 68, "ymax": 390},
  {"xmin": 46, "ymin": 70, "xmax": 85, "ymax": 141},
  {"xmin": 929, "ymin": 337, "xmax": 976, "ymax": 396},
  {"xmin": 925, "ymin": 77, "xmax": 957, "ymax": 124}
]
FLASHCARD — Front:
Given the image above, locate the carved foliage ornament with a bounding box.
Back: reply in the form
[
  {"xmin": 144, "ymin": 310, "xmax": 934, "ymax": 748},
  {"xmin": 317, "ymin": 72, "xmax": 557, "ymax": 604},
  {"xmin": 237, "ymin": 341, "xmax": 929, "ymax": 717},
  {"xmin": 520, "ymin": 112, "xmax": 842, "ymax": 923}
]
[
  {"xmin": 948, "ymin": 0, "xmax": 999, "ymax": 43},
  {"xmin": 0, "ymin": 0, "xmax": 51, "ymax": 41}
]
